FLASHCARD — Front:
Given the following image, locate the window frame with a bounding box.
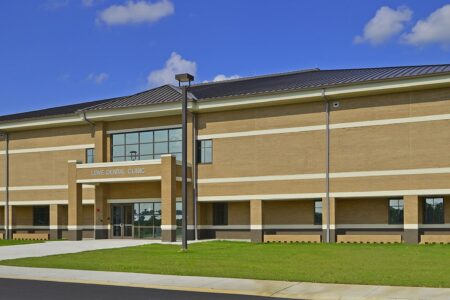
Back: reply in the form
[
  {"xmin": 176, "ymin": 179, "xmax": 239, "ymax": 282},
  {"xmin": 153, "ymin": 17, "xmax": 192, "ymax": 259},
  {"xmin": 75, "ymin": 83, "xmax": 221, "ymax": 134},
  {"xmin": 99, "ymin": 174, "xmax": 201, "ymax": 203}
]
[
  {"xmin": 33, "ymin": 206, "xmax": 50, "ymax": 226},
  {"xmin": 423, "ymin": 197, "xmax": 444, "ymax": 224},
  {"xmin": 110, "ymin": 128, "xmax": 182, "ymax": 162},
  {"xmin": 212, "ymin": 202, "xmax": 228, "ymax": 226},
  {"xmin": 197, "ymin": 139, "xmax": 213, "ymax": 164},
  {"xmin": 388, "ymin": 198, "xmax": 404, "ymax": 225},
  {"xmin": 85, "ymin": 148, "xmax": 95, "ymax": 164},
  {"xmin": 314, "ymin": 200, "xmax": 322, "ymax": 225}
]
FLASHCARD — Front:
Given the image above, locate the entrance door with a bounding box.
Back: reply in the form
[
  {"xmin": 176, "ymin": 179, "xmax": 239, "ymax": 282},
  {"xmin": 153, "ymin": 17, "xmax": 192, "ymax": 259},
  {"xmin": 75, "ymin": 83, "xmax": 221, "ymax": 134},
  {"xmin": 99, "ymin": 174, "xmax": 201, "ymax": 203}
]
[{"xmin": 111, "ymin": 204, "xmax": 133, "ymax": 239}]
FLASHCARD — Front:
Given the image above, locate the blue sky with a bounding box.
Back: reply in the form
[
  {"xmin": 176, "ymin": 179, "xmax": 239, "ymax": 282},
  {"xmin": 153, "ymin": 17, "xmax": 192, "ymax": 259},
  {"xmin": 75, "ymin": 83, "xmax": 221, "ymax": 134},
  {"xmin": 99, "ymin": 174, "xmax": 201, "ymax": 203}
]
[{"xmin": 1, "ymin": 0, "xmax": 450, "ymax": 115}]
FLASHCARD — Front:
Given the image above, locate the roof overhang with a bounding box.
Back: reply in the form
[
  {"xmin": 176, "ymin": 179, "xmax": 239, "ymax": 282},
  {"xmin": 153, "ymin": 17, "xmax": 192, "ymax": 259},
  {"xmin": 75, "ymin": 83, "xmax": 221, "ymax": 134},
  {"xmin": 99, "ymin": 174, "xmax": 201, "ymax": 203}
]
[{"xmin": 2, "ymin": 73, "xmax": 450, "ymax": 131}]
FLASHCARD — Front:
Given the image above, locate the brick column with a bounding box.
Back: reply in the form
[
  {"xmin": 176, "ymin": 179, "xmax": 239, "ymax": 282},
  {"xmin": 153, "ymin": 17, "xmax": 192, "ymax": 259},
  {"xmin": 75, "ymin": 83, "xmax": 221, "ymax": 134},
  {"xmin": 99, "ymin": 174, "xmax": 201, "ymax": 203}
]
[
  {"xmin": 7, "ymin": 205, "xmax": 14, "ymax": 239},
  {"xmin": 49, "ymin": 204, "xmax": 62, "ymax": 239},
  {"xmin": 68, "ymin": 160, "xmax": 83, "ymax": 240},
  {"xmin": 161, "ymin": 155, "xmax": 176, "ymax": 242},
  {"xmin": 94, "ymin": 184, "xmax": 108, "ymax": 239},
  {"xmin": 250, "ymin": 200, "xmax": 263, "ymax": 243},
  {"xmin": 95, "ymin": 122, "xmax": 106, "ymax": 163},
  {"xmin": 404, "ymin": 195, "xmax": 419, "ymax": 244},
  {"xmin": 322, "ymin": 197, "xmax": 336, "ymax": 243}
]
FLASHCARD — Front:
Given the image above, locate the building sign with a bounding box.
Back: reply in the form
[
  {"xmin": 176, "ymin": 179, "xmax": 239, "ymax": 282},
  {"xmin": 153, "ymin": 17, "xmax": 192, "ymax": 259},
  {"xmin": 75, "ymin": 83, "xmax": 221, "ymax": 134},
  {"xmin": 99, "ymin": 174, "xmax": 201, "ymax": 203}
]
[{"xmin": 91, "ymin": 167, "xmax": 145, "ymax": 176}]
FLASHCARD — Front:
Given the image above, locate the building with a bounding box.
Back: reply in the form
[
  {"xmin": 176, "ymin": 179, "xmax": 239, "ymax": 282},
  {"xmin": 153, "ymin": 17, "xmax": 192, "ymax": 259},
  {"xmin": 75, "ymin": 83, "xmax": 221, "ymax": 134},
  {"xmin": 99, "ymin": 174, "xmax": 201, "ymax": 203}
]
[{"xmin": 1, "ymin": 65, "xmax": 450, "ymax": 244}]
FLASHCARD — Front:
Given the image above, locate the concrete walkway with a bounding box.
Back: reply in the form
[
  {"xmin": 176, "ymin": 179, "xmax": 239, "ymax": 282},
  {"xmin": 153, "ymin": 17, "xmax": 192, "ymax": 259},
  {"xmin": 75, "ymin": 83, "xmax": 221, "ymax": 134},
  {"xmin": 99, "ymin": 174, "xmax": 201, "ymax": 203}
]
[
  {"xmin": 0, "ymin": 240, "xmax": 161, "ymax": 260},
  {"xmin": 0, "ymin": 266, "xmax": 448, "ymax": 300}
]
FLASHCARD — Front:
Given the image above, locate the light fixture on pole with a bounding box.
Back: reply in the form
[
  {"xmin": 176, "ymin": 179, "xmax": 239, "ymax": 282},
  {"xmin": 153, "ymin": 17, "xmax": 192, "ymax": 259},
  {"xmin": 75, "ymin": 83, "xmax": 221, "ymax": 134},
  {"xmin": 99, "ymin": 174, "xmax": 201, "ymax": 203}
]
[{"xmin": 175, "ymin": 73, "xmax": 194, "ymax": 251}]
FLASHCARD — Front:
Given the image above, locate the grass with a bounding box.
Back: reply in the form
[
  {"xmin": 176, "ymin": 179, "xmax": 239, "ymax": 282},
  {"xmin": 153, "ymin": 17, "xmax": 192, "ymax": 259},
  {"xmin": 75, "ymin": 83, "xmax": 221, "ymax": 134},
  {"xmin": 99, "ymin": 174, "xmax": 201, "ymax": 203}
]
[
  {"xmin": 1, "ymin": 241, "xmax": 449, "ymax": 288},
  {"xmin": 0, "ymin": 240, "xmax": 45, "ymax": 246}
]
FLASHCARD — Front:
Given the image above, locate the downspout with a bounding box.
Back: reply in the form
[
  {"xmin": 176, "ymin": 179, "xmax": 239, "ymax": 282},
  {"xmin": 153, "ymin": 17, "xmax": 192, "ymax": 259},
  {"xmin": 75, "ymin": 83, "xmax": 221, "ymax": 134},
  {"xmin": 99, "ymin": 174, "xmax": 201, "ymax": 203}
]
[
  {"xmin": 321, "ymin": 89, "xmax": 331, "ymax": 243},
  {"xmin": 0, "ymin": 132, "xmax": 9, "ymax": 240},
  {"xmin": 82, "ymin": 112, "xmax": 95, "ymax": 137}
]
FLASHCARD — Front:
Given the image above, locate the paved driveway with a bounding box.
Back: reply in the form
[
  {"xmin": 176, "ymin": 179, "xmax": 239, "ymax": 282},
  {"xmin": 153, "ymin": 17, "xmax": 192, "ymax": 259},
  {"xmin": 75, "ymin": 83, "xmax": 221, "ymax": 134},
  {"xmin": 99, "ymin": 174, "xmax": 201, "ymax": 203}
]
[{"xmin": 0, "ymin": 239, "xmax": 159, "ymax": 261}]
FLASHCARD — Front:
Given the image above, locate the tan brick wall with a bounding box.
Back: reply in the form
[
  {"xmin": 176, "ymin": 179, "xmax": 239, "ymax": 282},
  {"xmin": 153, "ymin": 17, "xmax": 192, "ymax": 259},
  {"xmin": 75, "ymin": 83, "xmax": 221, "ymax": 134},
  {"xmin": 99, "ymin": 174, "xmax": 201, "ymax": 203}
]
[
  {"xmin": 228, "ymin": 202, "xmax": 250, "ymax": 225},
  {"xmin": 263, "ymin": 200, "xmax": 315, "ymax": 224},
  {"xmin": 336, "ymin": 198, "xmax": 389, "ymax": 224}
]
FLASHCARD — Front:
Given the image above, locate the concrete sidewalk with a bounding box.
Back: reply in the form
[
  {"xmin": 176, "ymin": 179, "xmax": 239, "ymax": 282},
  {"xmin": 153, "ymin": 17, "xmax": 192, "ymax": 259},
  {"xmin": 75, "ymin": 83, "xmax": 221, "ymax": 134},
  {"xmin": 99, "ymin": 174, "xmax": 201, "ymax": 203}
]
[
  {"xmin": 0, "ymin": 240, "xmax": 160, "ymax": 260},
  {"xmin": 0, "ymin": 266, "xmax": 448, "ymax": 300}
]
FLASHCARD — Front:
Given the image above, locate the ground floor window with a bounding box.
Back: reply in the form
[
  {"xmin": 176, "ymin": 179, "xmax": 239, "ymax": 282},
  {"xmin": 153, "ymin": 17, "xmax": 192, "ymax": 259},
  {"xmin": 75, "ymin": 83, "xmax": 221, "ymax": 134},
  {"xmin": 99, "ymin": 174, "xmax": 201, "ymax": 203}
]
[
  {"xmin": 423, "ymin": 197, "xmax": 444, "ymax": 224},
  {"xmin": 133, "ymin": 202, "xmax": 162, "ymax": 239},
  {"xmin": 314, "ymin": 200, "xmax": 322, "ymax": 225},
  {"xmin": 33, "ymin": 206, "xmax": 49, "ymax": 226},
  {"xmin": 388, "ymin": 199, "xmax": 404, "ymax": 224},
  {"xmin": 213, "ymin": 203, "xmax": 228, "ymax": 225}
]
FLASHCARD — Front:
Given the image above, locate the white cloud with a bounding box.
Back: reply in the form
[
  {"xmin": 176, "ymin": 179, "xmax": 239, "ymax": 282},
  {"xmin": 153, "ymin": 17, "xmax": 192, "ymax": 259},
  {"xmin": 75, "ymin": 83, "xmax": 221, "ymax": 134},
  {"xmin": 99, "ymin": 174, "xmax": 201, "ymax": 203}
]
[
  {"xmin": 354, "ymin": 6, "xmax": 412, "ymax": 45},
  {"xmin": 147, "ymin": 52, "xmax": 197, "ymax": 86},
  {"xmin": 87, "ymin": 72, "xmax": 109, "ymax": 84},
  {"xmin": 402, "ymin": 4, "xmax": 450, "ymax": 46},
  {"xmin": 212, "ymin": 74, "xmax": 241, "ymax": 82},
  {"xmin": 98, "ymin": 0, "xmax": 174, "ymax": 26}
]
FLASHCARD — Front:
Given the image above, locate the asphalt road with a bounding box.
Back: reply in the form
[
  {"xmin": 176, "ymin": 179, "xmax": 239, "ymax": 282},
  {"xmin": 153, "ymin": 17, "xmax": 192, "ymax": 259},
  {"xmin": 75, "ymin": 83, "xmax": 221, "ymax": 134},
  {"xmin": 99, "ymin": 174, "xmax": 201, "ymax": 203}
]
[{"xmin": 0, "ymin": 278, "xmax": 288, "ymax": 300}]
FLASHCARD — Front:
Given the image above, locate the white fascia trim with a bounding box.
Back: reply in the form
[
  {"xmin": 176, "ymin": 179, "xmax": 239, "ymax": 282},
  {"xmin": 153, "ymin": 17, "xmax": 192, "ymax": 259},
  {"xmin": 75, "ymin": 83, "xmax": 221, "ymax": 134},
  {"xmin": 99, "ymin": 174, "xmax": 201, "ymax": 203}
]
[
  {"xmin": 197, "ymin": 225, "xmax": 250, "ymax": 230},
  {"xmin": 107, "ymin": 198, "xmax": 161, "ymax": 204},
  {"xmin": 198, "ymin": 193, "xmax": 326, "ymax": 202},
  {"xmin": 176, "ymin": 177, "xmax": 192, "ymax": 182},
  {"xmin": 250, "ymin": 225, "xmax": 263, "ymax": 230},
  {"xmin": 335, "ymin": 224, "xmax": 404, "ymax": 229},
  {"xmin": 107, "ymin": 125, "xmax": 182, "ymax": 135},
  {"xmin": 0, "ymin": 185, "xmax": 94, "ymax": 192},
  {"xmin": 404, "ymin": 224, "xmax": 419, "ymax": 229},
  {"xmin": 6, "ymin": 199, "xmax": 95, "ymax": 206},
  {"xmin": 263, "ymin": 224, "xmax": 322, "ymax": 230},
  {"xmin": 0, "ymin": 144, "xmax": 95, "ymax": 155},
  {"xmin": 197, "ymin": 113, "xmax": 450, "ymax": 141},
  {"xmin": 199, "ymin": 189, "xmax": 450, "ymax": 202},
  {"xmin": 76, "ymin": 159, "xmax": 161, "ymax": 169},
  {"xmin": 161, "ymin": 225, "xmax": 177, "ymax": 230},
  {"xmin": 85, "ymin": 102, "xmax": 186, "ymax": 121},
  {"xmin": 77, "ymin": 176, "xmax": 161, "ymax": 184},
  {"xmin": 198, "ymin": 167, "xmax": 450, "ymax": 184},
  {"xmin": 0, "ymin": 115, "xmax": 84, "ymax": 131},
  {"xmin": 323, "ymin": 225, "xmax": 336, "ymax": 230},
  {"xmin": 419, "ymin": 224, "xmax": 450, "ymax": 229}
]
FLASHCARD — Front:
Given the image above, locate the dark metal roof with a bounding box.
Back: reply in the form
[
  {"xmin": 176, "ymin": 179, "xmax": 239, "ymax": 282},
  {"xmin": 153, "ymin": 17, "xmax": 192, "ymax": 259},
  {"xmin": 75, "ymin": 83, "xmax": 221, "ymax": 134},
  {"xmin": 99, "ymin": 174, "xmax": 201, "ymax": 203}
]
[
  {"xmin": 85, "ymin": 85, "xmax": 184, "ymax": 111},
  {"xmin": 189, "ymin": 64, "xmax": 450, "ymax": 100},
  {"xmin": 1, "ymin": 64, "xmax": 450, "ymax": 123},
  {"xmin": 0, "ymin": 97, "xmax": 123, "ymax": 123}
]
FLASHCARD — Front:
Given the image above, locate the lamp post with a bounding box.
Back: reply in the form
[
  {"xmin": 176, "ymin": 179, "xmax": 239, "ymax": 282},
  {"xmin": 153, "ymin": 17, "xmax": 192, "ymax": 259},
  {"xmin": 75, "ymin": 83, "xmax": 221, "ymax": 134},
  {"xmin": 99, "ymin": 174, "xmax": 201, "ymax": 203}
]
[{"xmin": 175, "ymin": 73, "xmax": 194, "ymax": 251}]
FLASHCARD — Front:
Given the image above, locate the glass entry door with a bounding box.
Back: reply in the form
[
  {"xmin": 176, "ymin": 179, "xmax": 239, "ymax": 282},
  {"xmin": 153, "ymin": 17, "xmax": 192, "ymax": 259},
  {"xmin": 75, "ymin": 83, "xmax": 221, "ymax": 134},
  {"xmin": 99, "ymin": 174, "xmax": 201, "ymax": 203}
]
[{"xmin": 112, "ymin": 204, "xmax": 133, "ymax": 239}]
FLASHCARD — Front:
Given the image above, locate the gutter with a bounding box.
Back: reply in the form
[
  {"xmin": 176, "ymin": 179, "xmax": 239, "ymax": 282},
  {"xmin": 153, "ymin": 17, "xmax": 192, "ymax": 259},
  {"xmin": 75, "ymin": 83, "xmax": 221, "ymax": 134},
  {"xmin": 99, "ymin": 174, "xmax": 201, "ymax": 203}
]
[
  {"xmin": 0, "ymin": 132, "xmax": 9, "ymax": 239},
  {"xmin": 321, "ymin": 89, "xmax": 331, "ymax": 243}
]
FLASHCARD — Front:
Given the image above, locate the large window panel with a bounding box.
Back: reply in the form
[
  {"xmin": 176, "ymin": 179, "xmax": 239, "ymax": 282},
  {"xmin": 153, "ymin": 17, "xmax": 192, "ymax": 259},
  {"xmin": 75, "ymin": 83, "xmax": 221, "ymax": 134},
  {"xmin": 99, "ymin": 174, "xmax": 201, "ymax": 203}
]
[
  {"xmin": 388, "ymin": 199, "xmax": 404, "ymax": 224},
  {"xmin": 423, "ymin": 197, "xmax": 444, "ymax": 224},
  {"xmin": 112, "ymin": 127, "xmax": 181, "ymax": 162}
]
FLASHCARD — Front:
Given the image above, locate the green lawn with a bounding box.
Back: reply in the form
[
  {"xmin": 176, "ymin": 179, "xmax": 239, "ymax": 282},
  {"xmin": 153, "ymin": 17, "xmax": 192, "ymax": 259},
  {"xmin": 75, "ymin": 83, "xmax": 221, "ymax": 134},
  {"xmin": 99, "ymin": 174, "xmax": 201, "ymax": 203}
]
[
  {"xmin": 0, "ymin": 240, "xmax": 44, "ymax": 246},
  {"xmin": 1, "ymin": 241, "xmax": 449, "ymax": 288}
]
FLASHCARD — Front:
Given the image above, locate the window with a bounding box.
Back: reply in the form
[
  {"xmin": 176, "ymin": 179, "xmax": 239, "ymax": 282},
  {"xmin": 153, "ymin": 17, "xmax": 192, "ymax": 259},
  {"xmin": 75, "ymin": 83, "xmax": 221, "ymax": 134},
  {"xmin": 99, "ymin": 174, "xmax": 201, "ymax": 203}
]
[
  {"xmin": 213, "ymin": 203, "xmax": 228, "ymax": 225},
  {"xmin": 198, "ymin": 139, "xmax": 213, "ymax": 164},
  {"xmin": 33, "ymin": 206, "xmax": 49, "ymax": 226},
  {"xmin": 388, "ymin": 199, "xmax": 404, "ymax": 224},
  {"xmin": 86, "ymin": 148, "xmax": 95, "ymax": 164},
  {"xmin": 314, "ymin": 200, "xmax": 322, "ymax": 225},
  {"xmin": 423, "ymin": 197, "xmax": 444, "ymax": 224},
  {"xmin": 112, "ymin": 128, "xmax": 182, "ymax": 162}
]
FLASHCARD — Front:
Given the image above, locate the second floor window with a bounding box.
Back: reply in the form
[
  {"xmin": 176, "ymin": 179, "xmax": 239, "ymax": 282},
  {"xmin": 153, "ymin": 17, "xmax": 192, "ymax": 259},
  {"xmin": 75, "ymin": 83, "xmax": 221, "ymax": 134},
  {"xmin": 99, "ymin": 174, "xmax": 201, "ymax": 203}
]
[
  {"xmin": 112, "ymin": 128, "xmax": 181, "ymax": 162},
  {"xmin": 423, "ymin": 197, "xmax": 444, "ymax": 224},
  {"xmin": 388, "ymin": 199, "xmax": 404, "ymax": 224},
  {"xmin": 86, "ymin": 148, "xmax": 95, "ymax": 164},
  {"xmin": 197, "ymin": 139, "xmax": 213, "ymax": 164}
]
